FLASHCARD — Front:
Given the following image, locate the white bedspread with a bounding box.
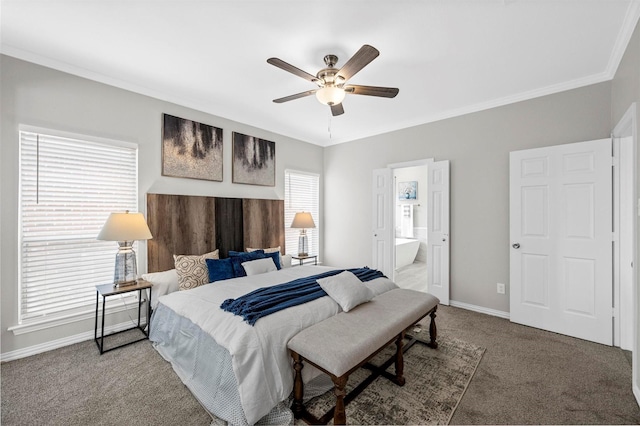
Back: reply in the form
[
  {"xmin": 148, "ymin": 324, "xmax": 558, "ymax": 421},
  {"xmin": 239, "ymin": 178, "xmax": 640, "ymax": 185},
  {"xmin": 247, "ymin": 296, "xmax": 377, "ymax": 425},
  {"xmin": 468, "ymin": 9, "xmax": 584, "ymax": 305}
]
[{"xmin": 155, "ymin": 265, "xmax": 397, "ymax": 424}]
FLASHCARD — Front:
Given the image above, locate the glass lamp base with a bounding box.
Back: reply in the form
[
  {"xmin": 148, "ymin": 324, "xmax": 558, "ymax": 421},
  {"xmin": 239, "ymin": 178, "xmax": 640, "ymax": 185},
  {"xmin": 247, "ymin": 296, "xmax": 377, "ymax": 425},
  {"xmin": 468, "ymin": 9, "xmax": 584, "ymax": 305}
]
[
  {"xmin": 114, "ymin": 241, "xmax": 138, "ymax": 287},
  {"xmin": 297, "ymin": 232, "xmax": 308, "ymax": 257}
]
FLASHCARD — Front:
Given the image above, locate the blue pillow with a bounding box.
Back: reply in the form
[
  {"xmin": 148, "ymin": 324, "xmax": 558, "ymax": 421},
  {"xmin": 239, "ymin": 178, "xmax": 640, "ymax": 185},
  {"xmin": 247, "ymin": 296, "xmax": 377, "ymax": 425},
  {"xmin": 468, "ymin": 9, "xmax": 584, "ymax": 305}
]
[
  {"xmin": 205, "ymin": 258, "xmax": 235, "ymax": 283},
  {"xmin": 228, "ymin": 250, "xmax": 267, "ymax": 277}
]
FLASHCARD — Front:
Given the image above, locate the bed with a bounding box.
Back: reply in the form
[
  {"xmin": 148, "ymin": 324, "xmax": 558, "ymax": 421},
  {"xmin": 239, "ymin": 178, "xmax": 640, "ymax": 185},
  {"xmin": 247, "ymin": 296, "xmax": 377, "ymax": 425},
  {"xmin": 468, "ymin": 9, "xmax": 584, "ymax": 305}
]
[{"xmin": 144, "ymin": 193, "xmax": 398, "ymax": 425}]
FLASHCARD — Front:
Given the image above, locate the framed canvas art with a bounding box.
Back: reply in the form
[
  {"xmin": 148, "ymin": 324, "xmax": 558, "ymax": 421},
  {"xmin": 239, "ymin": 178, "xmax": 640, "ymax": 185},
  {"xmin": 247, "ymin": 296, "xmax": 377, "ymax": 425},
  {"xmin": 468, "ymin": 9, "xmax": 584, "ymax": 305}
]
[
  {"xmin": 232, "ymin": 132, "xmax": 275, "ymax": 186},
  {"xmin": 398, "ymin": 181, "xmax": 418, "ymax": 200},
  {"xmin": 162, "ymin": 113, "xmax": 223, "ymax": 181}
]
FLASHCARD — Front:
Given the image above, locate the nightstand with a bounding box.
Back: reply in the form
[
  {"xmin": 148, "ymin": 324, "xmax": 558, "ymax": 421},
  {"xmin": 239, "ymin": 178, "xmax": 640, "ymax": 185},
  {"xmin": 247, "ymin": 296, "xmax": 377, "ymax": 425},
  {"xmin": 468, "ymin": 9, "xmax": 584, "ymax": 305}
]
[
  {"xmin": 292, "ymin": 255, "xmax": 318, "ymax": 266},
  {"xmin": 94, "ymin": 279, "xmax": 152, "ymax": 354}
]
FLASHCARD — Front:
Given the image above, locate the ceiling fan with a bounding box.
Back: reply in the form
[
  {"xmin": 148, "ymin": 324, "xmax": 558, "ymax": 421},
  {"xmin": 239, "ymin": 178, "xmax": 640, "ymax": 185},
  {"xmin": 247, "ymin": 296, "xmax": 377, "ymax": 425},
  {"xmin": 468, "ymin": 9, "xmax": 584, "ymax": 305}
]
[{"xmin": 267, "ymin": 45, "xmax": 399, "ymax": 116}]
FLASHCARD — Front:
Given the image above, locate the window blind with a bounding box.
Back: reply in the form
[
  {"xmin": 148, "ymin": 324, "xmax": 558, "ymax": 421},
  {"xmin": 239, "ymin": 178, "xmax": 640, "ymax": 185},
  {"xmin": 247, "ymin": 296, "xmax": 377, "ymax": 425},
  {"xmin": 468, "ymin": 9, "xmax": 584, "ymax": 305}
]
[
  {"xmin": 284, "ymin": 170, "xmax": 319, "ymax": 258},
  {"xmin": 19, "ymin": 130, "xmax": 138, "ymax": 323}
]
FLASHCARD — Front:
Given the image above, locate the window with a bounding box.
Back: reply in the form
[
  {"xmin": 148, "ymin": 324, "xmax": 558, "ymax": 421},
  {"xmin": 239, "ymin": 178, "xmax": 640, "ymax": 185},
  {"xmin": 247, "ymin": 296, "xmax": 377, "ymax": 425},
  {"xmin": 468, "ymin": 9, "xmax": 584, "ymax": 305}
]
[
  {"xmin": 284, "ymin": 170, "xmax": 320, "ymax": 257},
  {"xmin": 18, "ymin": 128, "xmax": 138, "ymax": 324}
]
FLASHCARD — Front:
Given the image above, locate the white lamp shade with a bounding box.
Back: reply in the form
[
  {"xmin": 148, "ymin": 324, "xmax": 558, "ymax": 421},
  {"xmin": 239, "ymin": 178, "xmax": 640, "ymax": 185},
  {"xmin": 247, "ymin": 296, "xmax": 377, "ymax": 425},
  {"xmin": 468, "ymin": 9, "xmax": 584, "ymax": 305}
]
[
  {"xmin": 97, "ymin": 211, "xmax": 153, "ymax": 241},
  {"xmin": 315, "ymin": 86, "xmax": 346, "ymax": 106},
  {"xmin": 291, "ymin": 212, "xmax": 316, "ymax": 229}
]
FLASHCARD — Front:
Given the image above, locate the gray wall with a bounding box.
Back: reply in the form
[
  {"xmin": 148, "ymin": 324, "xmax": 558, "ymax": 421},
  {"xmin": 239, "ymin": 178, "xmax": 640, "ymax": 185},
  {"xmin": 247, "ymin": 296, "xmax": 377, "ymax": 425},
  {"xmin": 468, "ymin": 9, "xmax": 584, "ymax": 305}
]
[
  {"xmin": 0, "ymin": 55, "xmax": 324, "ymax": 355},
  {"xmin": 323, "ymin": 82, "xmax": 612, "ymax": 313}
]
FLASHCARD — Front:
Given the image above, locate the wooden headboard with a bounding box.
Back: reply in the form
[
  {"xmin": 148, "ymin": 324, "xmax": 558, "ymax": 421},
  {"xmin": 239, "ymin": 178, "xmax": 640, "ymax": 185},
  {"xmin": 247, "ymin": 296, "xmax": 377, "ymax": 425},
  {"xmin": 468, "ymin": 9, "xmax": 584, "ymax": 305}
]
[{"xmin": 146, "ymin": 193, "xmax": 285, "ymax": 272}]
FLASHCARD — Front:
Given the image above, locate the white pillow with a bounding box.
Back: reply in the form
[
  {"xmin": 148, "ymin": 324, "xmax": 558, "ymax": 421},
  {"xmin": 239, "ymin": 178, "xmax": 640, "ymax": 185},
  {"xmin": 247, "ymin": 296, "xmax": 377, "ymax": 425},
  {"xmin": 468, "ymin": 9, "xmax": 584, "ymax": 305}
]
[
  {"xmin": 317, "ymin": 271, "xmax": 375, "ymax": 312},
  {"xmin": 280, "ymin": 254, "xmax": 292, "ymax": 269},
  {"xmin": 140, "ymin": 269, "xmax": 179, "ymax": 309},
  {"xmin": 242, "ymin": 257, "xmax": 277, "ymax": 276}
]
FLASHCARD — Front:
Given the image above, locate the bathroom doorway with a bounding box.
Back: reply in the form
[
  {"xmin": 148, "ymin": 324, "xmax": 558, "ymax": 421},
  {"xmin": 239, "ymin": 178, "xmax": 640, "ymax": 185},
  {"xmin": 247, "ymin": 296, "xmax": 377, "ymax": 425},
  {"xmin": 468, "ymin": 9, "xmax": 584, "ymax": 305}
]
[
  {"xmin": 372, "ymin": 158, "xmax": 449, "ymax": 302},
  {"xmin": 393, "ymin": 164, "xmax": 428, "ymax": 292}
]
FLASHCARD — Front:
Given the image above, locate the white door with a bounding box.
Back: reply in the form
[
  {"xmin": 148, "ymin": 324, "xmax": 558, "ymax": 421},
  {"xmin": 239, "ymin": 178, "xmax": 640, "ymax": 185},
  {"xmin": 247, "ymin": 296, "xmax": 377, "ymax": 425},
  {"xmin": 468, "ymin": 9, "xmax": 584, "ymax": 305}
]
[
  {"xmin": 372, "ymin": 168, "xmax": 393, "ymax": 278},
  {"xmin": 426, "ymin": 160, "xmax": 450, "ymax": 305},
  {"xmin": 510, "ymin": 139, "xmax": 612, "ymax": 345}
]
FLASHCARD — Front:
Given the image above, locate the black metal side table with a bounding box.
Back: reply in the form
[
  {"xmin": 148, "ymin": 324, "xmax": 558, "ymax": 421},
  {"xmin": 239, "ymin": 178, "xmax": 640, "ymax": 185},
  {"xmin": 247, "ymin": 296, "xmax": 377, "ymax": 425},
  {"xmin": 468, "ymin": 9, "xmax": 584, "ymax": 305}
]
[
  {"xmin": 94, "ymin": 279, "xmax": 152, "ymax": 354},
  {"xmin": 292, "ymin": 255, "xmax": 318, "ymax": 266}
]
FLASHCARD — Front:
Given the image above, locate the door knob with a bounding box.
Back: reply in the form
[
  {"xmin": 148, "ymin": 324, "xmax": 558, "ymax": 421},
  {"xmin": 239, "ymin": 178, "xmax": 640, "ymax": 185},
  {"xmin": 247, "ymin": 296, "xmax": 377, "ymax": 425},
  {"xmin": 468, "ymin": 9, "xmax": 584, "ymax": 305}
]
[{"xmin": 512, "ymin": 243, "xmax": 520, "ymax": 249}]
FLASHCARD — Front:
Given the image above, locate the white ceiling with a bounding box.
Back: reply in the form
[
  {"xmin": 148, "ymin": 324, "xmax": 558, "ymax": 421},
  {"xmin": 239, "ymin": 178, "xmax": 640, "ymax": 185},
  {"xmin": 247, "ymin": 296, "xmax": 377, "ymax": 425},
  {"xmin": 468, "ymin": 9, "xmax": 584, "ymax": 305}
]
[{"xmin": 2, "ymin": 1, "xmax": 639, "ymax": 146}]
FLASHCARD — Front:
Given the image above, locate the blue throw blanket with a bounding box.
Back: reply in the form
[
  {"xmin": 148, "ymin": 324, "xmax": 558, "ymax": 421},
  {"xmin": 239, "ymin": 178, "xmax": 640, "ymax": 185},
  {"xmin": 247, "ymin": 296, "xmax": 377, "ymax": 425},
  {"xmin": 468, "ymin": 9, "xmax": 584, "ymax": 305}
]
[{"xmin": 220, "ymin": 267, "xmax": 385, "ymax": 325}]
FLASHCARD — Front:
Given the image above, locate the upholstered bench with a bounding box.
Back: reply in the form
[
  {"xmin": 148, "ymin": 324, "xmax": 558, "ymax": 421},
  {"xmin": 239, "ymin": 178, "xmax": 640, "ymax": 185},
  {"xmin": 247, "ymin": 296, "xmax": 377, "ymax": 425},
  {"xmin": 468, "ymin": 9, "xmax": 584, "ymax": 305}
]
[{"xmin": 287, "ymin": 288, "xmax": 439, "ymax": 425}]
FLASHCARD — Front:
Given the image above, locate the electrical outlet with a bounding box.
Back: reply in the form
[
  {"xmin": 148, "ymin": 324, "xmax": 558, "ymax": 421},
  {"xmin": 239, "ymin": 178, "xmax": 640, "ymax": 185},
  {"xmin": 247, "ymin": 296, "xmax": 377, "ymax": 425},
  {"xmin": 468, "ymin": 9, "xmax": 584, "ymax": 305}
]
[{"xmin": 497, "ymin": 283, "xmax": 506, "ymax": 294}]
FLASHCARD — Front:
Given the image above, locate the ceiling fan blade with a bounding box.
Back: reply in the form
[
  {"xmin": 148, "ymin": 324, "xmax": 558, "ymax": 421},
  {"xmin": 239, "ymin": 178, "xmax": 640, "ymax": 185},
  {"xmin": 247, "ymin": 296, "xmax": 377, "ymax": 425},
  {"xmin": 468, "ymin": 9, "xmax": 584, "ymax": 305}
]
[
  {"xmin": 267, "ymin": 58, "xmax": 319, "ymax": 84},
  {"xmin": 331, "ymin": 103, "xmax": 344, "ymax": 116},
  {"xmin": 273, "ymin": 89, "xmax": 318, "ymax": 103},
  {"xmin": 344, "ymin": 84, "xmax": 399, "ymax": 98},
  {"xmin": 336, "ymin": 45, "xmax": 380, "ymax": 82}
]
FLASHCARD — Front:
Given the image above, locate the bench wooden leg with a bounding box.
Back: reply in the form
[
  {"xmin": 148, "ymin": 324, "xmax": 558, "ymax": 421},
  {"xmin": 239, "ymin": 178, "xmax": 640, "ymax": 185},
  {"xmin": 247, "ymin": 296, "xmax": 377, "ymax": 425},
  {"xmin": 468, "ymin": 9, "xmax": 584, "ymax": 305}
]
[
  {"xmin": 331, "ymin": 375, "xmax": 348, "ymax": 425},
  {"xmin": 428, "ymin": 306, "xmax": 438, "ymax": 349},
  {"xmin": 292, "ymin": 351, "xmax": 304, "ymax": 417},
  {"xmin": 394, "ymin": 331, "xmax": 406, "ymax": 386}
]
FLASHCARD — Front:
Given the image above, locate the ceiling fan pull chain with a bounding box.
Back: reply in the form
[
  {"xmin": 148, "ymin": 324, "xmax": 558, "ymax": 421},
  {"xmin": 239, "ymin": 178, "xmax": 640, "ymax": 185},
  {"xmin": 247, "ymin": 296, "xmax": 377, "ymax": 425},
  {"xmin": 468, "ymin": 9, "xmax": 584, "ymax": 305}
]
[{"xmin": 328, "ymin": 112, "xmax": 332, "ymax": 139}]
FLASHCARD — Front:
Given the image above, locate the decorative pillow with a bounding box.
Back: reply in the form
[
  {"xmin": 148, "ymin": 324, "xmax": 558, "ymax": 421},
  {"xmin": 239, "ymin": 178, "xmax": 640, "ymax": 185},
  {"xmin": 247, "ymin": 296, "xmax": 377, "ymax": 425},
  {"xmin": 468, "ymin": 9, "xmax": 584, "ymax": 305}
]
[
  {"xmin": 245, "ymin": 247, "xmax": 282, "ymax": 269},
  {"xmin": 228, "ymin": 250, "xmax": 267, "ymax": 277},
  {"xmin": 140, "ymin": 269, "xmax": 179, "ymax": 309},
  {"xmin": 205, "ymin": 258, "xmax": 235, "ymax": 283},
  {"xmin": 317, "ymin": 271, "xmax": 375, "ymax": 312},
  {"xmin": 174, "ymin": 250, "xmax": 219, "ymax": 290},
  {"xmin": 242, "ymin": 258, "xmax": 277, "ymax": 276},
  {"xmin": 280, "ymin": 254, "xmax": 292, "ymax": 269}
]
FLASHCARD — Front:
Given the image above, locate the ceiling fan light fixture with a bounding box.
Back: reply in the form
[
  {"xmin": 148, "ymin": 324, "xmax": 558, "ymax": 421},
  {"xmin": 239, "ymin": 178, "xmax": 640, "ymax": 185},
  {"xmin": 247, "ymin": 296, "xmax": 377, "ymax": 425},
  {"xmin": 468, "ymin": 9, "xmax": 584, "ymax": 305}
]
[{"xmin": 315, "ymin": 86, "xmax": 346, "ymax": 106}]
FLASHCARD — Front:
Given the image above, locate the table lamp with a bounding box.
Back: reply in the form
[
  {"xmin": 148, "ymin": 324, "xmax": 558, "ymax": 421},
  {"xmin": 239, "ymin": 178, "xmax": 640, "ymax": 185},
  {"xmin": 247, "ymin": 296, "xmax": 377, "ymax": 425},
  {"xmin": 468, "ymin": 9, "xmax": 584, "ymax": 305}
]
[
  {"xmin": 97, "ymin": 210, "xmax": 153, "ymax": 287},
  {"xmin": 290, "ymin": 212, "xmax": 316, "ymax": 257}
]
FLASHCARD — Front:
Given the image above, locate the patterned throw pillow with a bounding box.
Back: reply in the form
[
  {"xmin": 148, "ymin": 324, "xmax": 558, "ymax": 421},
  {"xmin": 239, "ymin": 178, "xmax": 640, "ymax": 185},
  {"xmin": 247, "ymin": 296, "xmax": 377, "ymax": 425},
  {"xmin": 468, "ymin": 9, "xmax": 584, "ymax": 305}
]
[{"xmin": 174, "ymin": 250, "xmax": 219, "ymax": 291}]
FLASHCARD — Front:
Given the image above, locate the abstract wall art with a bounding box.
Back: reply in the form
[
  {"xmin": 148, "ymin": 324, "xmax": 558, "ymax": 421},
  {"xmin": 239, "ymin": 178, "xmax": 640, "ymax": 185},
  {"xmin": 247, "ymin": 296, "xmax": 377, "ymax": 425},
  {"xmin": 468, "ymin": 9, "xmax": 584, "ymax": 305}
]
[
  {"xmin": 162, "ymin": 113, "xmax": 223, "ymax": 181},
  {"xmin": 232, "ymin": 132, "xmax": 275, "ymax": 186}
]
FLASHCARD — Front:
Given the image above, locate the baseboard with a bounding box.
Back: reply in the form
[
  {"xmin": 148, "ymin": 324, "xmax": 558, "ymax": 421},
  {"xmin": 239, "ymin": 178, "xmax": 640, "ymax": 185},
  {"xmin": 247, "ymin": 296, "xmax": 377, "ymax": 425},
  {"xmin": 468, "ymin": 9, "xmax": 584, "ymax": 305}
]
[
  {"xmin": 449, "ymin": 300, "xmax": 510, "ymax": 319},
  {"xmin": 0, "ymin": 319, "xmax": 146, "ymax": 362},
  {"xmin": 634, "ymin": 382, "xmax": 640, "ymax": 407}
]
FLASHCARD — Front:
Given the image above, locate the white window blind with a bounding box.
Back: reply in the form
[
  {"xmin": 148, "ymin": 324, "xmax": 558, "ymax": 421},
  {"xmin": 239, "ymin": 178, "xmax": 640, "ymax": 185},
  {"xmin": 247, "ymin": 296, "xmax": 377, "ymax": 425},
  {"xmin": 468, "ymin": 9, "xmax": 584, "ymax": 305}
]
[
  {"xmin": 284, "ymin": 170, "xmax": 319, "ymax": 257},
  {"xmin": 19, "ymin": 129, "xmax": 138, "ymax": 323}
]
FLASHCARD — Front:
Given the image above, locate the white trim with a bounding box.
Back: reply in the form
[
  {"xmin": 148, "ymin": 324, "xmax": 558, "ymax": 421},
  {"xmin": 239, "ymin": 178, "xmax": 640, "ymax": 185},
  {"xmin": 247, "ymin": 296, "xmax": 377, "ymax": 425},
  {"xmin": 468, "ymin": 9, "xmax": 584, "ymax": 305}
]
[
  {"xmin": 606, "ymin": 1, "xmax": 640, "ymax": 78},
  {"xmin": 323, "ymin": 73, "xmax": 612, "ymax": 147},
  {"xmin": 19, "ymin": 124, "xmax": 138, "ymax": 149},
  {"xmin": 8, "ymin": 294, "xmax": 141, "ymax": 335},
  {"xmin": 612, "ymin": 102, "xmax": 639, "ymax": 408},
  {"xmin": 1, "ymin": 318, "xmax": 147, "ymax": 362},
  {"xmin": 284, "ymin": 168, "xmax": 320, "ymax": 178},
  {"xmin": 449, "ymin": 299, "xmax": 510, "ymax": 320},
  {"xmin": 387, "ymin": 158, "xmax": 434, "ymax": 169}
]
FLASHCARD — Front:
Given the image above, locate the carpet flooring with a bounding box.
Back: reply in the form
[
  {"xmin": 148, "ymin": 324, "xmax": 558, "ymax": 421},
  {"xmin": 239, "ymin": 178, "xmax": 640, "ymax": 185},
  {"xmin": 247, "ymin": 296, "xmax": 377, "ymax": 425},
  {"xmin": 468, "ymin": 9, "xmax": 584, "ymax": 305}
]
[{"xmin": 2, "ymin": 304, "xmax": 640, "ymax": 425}]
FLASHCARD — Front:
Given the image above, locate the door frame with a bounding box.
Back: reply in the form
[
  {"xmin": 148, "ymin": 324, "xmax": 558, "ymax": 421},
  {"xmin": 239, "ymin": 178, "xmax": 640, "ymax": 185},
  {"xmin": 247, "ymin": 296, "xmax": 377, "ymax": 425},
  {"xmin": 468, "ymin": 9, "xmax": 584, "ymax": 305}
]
[
  {"xmin": 611, "ymin": 103, "xmax": 638, "ymax": 405},
  {"xmin": 387, "ymin": 159, "xmax": 434, "ymax": 284}
]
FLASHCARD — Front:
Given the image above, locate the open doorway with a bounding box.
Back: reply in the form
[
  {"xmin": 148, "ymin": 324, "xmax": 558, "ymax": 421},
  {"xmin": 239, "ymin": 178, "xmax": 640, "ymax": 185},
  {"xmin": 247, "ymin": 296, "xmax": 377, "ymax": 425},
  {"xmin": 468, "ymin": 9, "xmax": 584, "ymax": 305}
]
[
  {"xmin": 393, "ymin": 165, "xmax": 428, "ymax": 292},
  {"xmin": 372, "ymin": 158, "xmax": 450, "ymax": 303}
]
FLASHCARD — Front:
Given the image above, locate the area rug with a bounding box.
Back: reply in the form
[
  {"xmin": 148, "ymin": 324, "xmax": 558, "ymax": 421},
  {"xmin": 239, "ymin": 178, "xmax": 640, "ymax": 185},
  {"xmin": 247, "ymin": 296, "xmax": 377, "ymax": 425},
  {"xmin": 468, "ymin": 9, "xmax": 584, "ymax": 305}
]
[{"xmin": 297, "ymin": 334, "xmax": 485, "ymax": 425}]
